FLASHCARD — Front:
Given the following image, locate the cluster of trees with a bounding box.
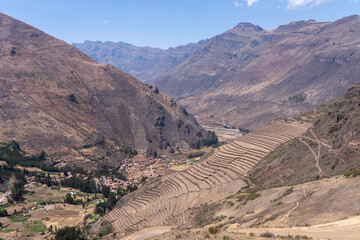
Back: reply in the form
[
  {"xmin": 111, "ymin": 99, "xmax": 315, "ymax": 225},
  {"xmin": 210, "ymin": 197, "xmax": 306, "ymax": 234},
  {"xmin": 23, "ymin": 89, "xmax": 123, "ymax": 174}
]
[
  {"xmin": 54, "ymin": 226, "xmax": 85, "ymax": 240},
  {"xmin": 0, "ymin": 140, "xmax": 58, "ymax": 172},
  {"xmin": 64, "ymin": 193, "xmax": 84, "ymax": 205},
  {"xmin": 94, "ymin": 184, "xmax": 138, "ymax": 216},
  {"xmin": 0, "ymin": 165, "xmax": 28, "ymax": 184},
  {"xmin": 35, "ymin": 172, "xmax": 58, "ymax": 187},
  {"xmin": 120, "ymin": 145, "xmax": 138, "ymax": 158},
  {"xmin": 288, "ymin": 93, "xmax": 307, "ymax": 104},
  {"xmin": 188, "ymin": 151, "xmax": 205, "ymax": 159},
  {"xmin": 191, "ymin": 131, "xmax": 218, "ymax": 149},
  {"xmin": 94, "ymin": 194, "xmax": 118, "ymax": 216},
  {"xmin": 238, "ymin": 127, "xmax": 250, "ymax": 134},
  {"xmin": 60, "ymin": 175, "xmax": 98, "ymax": 193}
]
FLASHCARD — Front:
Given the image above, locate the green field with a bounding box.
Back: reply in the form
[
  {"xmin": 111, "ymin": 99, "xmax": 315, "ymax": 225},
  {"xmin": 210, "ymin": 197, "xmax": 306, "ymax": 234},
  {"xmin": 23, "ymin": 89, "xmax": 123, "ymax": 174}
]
[
  {"xmin": 24, "ymin": 221, "xmax": 47, "ymax": 232},
  {"xmin": 9, "ymin": 216, "xmax": 29, "ymax": 222}
]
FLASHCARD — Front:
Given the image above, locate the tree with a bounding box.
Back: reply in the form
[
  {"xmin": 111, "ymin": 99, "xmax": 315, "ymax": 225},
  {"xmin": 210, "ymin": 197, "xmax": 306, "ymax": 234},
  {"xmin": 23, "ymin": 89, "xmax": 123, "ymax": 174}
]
[
  {"xmin": 102, "ymin": 185, "xmax": 110, "ymax": 198},
  {"xmin": 55, "ymin": 226, "xmax": 85, "ymax": 240},
  {"xmin": 108, "ymin": 193, "xmax": 118, "ymax": 210},
  {"xmin": 10, "ymin": 181, "xmax": 25, "ymax": 202},
  {"xmin": 68, "ymin": 94, "xmax": 79, "ymax": 104},
  {"xmin": 0, "ymin": 209, "xmax": 8, "ymax": 217},
  {"xmin": 126, "ymin": 184, "xmax": 138, "ymax": 193},
  {"xmin": 38, "ymin": 150, "xmax": 46, "ymax": 160},
  {"xmin": 64, "ymin": 193, "xmax": 74, "ymax": 204},
  {"xmin": 117, "ymin": 187, "xmax": 125, "ymax": 197},
  {"xmin": 195, "ymin": 140, "xmax": 201, "ymax": 149}
]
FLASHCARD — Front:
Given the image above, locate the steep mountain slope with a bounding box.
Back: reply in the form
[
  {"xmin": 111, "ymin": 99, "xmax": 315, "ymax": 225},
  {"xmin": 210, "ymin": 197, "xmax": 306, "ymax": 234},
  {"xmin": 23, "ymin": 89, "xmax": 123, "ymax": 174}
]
[
  {"xmin": 0, "ymin": 12, "xmax": 207, "ymax": 169},
  {"xmin": 73, "ymin": 40, "xmax": 207, "ymax": 83},
  {"xmin": 152, "ymin": 16, "xmax": 360, "ymax": 130},
  {"xmin": 250, "ymin": 81, "xmax": 360, "ymax": 188}
]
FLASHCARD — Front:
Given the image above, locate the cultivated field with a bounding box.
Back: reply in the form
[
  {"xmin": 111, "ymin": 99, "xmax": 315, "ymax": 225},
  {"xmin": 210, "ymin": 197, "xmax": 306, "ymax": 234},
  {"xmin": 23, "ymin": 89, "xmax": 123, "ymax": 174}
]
[
  {"xmin": 92, "ymin": 120, "xmax": 311, "ymax": 234},
  {"xmin": 0, "ymin": 185, "xmax": 101, "ymax": 239}
]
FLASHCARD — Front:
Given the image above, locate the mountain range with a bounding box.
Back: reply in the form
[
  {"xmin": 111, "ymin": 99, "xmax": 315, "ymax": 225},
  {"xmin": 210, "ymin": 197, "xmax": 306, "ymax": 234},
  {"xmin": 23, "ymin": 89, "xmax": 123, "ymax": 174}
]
[
  {"xmin": 73, "ymin": 40, "xmax": 208, "ymax": 83},
  {"xmin": 0, "ymin": 12, "xmax": 207, "ymax": 169},
  {"xmin": 76, "ymin": 16, "xmax": 360, "ymax": 130}
]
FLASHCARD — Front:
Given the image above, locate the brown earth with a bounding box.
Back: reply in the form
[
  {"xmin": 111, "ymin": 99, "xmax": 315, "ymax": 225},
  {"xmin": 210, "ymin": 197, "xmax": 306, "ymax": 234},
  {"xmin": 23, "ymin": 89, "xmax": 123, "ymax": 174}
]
[
  {"xmin": 151, "ymin": 16, "xmax": 360, "ymax": 130},
  {"xmin": 249, "ymin": 81, "xmax": 360, "ymax": 188},
  {"xmin": 0, "ymin": 12, "xmax": 208, "ymax": 169}
]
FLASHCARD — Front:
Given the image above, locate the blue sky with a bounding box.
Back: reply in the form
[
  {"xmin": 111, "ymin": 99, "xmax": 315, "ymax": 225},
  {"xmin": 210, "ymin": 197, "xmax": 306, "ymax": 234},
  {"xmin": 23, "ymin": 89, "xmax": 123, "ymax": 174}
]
[{"xmin": 1, "ymin": 0, "xmax": 360, "ymax": 49}]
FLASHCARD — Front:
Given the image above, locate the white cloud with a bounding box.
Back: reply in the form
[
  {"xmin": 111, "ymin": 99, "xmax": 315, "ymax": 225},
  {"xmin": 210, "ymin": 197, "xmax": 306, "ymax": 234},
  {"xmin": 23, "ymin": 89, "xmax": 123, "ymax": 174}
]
[
  {"xmin": 234, "ymin": 1, "xmax": 243, "ymax": 7},
  {"xmin": 104, "ymin": 19, "xmax": 110, "ymax": 24},
  {"xmin": 285, "ymin": 0, "xmax": 332, "ymax": 9},
  {"xmin": 245, "ymin": 0, "xmax": 259, "ymax": 6}
]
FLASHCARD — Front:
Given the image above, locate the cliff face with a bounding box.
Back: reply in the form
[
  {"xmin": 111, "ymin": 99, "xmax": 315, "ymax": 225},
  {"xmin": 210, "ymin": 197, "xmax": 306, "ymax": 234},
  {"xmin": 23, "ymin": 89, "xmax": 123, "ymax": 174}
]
[
  {"xmin": 151, "ymin": 16, "xmax": 360, "ymax": 129},
  {"xmin": 0, "ymin": 12, "xmax": 207, "ymax": 169},
  {"xmin": 73, "ymin": 40, "xmax": 208, "ymax": 83}
]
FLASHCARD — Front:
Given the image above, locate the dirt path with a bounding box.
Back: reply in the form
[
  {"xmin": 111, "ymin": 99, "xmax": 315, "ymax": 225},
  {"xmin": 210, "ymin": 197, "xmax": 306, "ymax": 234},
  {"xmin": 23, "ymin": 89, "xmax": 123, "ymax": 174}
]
[
  {"xmin": 299, "ymin": 138, "xmax": 322, "ymax": 176},
  {"xmin": 121, "ymin": 226, "xmax": 173, "ymax": 240},
  {"xmin": 280, "ymin": 186, "xmax": 307, "ymax": 225},
  {"xmin": 298, "ymin": 127, "xmax": 324, "ymax": 177},
  {"xmin": 237, "ymin": 216, "xmax": 360, "ymax": 240}
]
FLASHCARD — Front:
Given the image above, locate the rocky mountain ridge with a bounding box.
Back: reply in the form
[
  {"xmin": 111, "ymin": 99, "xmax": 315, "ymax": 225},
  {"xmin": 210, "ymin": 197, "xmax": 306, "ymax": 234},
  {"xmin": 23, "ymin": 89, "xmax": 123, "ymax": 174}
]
[
  {"xmin": 151, "ymin": 16, "xmax": 360, "ymax": 129},
  {"xmin": 73, "ymin": 39, "xmax": 208, "ymax": 83},
  {"xmin": 75, "ymin": 16, "xmax": 360, "ymax": 130}
]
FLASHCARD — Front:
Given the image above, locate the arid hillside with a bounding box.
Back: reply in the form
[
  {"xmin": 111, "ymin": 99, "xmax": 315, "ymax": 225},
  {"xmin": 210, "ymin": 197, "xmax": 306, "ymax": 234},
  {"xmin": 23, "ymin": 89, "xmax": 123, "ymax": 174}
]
[
  {"xmin": 0, "ymin": 12, "xmax": 208, "ymax": 169},
  {"xmin": 73, "ymin": 40, "xmax": 207, "ymax": 83},
  {"xmin": 93, "ymin": 83, "xmax": 360, "ymax": 239},
  {"xmin": 152, "ymin": 16, "xmax": 360, "ymax": 130},
  {"xmin": 250, "ymin": 80, "xmax": 360, "ymax": 188}
]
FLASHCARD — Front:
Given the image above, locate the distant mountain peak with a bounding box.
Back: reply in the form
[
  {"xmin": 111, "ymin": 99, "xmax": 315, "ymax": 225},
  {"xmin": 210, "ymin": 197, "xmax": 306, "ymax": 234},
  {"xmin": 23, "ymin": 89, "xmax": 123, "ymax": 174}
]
[
  {"xmin": 275, "ymin": 19, "xmax": 326, "ymax": 32},
  {"xmin": 234, "ymin": 22, "xmax": 264, "ymax": 32},
  {"xmin": 73, "ymin": 39, "xmax": 208, "ymax": 83},
  {"xmin": 151, "ymin": 15, "xmax": 360, "ymax": 130}
]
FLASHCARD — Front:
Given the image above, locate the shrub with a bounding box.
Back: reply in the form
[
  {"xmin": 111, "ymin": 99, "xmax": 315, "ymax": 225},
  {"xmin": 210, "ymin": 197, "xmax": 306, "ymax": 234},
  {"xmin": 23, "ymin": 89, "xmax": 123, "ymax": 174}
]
[
  {"xmin": 208, "ymin": 226, "xmax": 219, "ymax": 234},
  {"xmin": 344, "ymin": 169, "xmax": 360, "ymax": 178},
  {"xmin": 0, "ymin": 210, "xmax": 8, "ymax": 217},
  {"xmin": 260, "ymin": 231, "xmax": 275, "ymax": 238},
  {"xmin": 68, "ymin": 94, "xmax": 79, "ymax": 104}
]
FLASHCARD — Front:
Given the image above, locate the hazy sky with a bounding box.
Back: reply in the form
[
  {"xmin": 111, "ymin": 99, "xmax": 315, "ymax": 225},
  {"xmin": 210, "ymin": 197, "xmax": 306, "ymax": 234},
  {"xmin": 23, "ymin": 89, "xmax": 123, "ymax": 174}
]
[{"xmin": 1, "ymin": 0, "xmax": 360, "ymax": 49}]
